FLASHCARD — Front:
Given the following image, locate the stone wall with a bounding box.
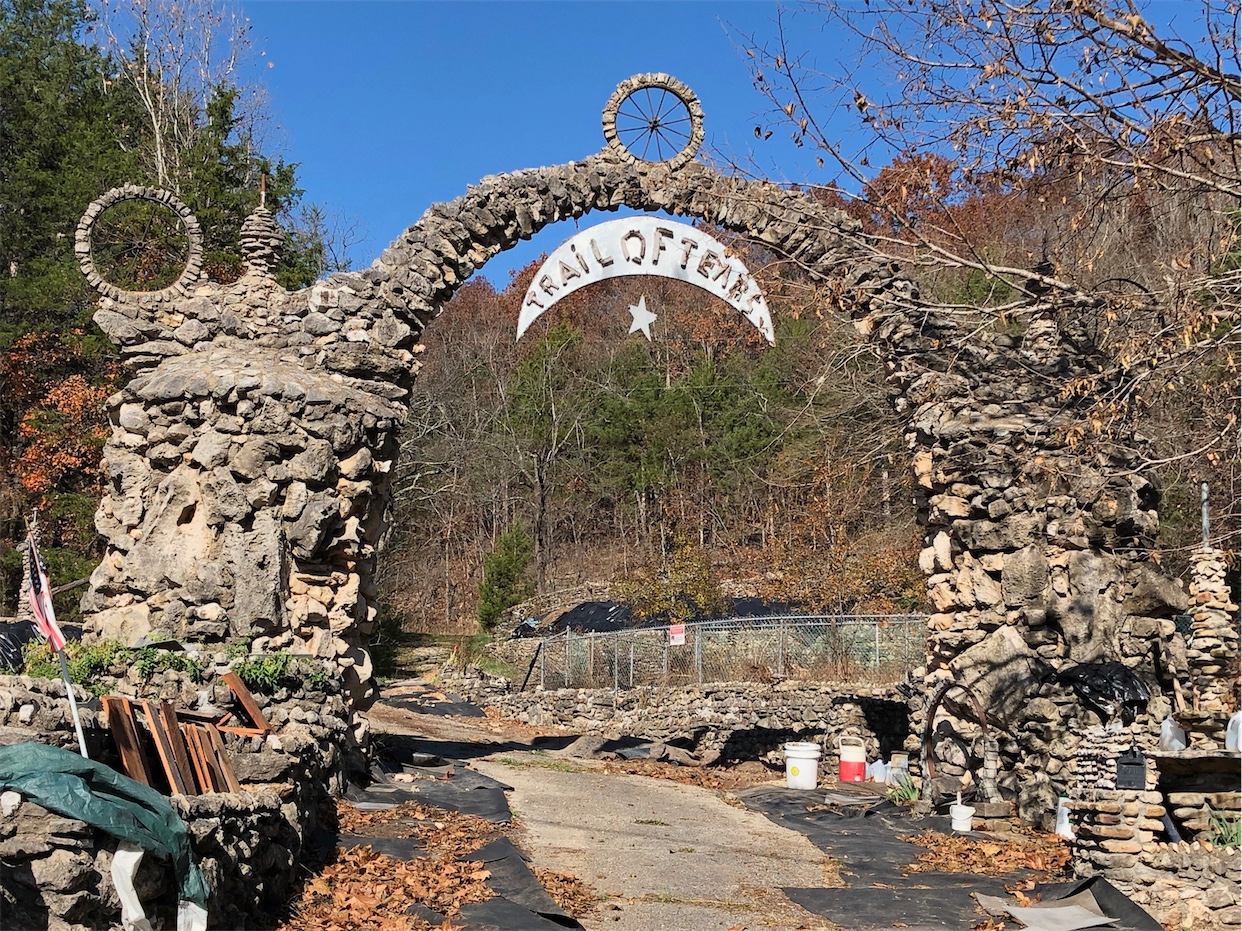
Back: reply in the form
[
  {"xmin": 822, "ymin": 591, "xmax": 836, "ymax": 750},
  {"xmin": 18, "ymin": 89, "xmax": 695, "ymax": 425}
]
[
  {"xmin": 1066, "ymin": 711, "xmax": 1242, "ymax": 931},
  {"xmin": 0, "ymin": 661, "xmax": 349, "ymax": 930},
  {"xmin": 1070, "ymin": 787, "xmax": 1241, "ymax": 930},
  {"xmin": 461, "ymin": 679, "xmax": 916, "ymax": 770},
  {"xmin": 0, "ymin": 791, "xmax": 301, "ymax": 931}
]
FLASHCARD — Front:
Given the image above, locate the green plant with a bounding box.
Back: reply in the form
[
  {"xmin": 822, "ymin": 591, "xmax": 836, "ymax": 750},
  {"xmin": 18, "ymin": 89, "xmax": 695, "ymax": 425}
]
[
  {"xmin": 19, "ymin": 640, "xmax": 60, "ymax": 680},
  {"xmin": 134, "ymin": 646, "xmax": 160, "ymax": 679},
  {"xmin": 296, "ymin": 658, "xmax": 332, "ymax": 692},
  {"xmin": 616, "ymin": 537, "xmax": 726, "ymax": 623},
  {"xmin": 66, "ymin": 640, "xmax": 120, "ymax": 682},
  {"xmin": 130, "ymin": 646, "xmax": 203, "ymax": 682},
  {"xmin": 1208, "ymin": 812, "xmax": 1241, "ymax": 847},
  {"xmin": 233, "ymin": 652, "xmax": 293, "ymax": 695},
  {"xmin": 887, "ymin": 774, "xmax": 920, "ymax": 806},
  {"xmin": 225, "ymin": 638, "xmax": 253, "ymax": 661}
]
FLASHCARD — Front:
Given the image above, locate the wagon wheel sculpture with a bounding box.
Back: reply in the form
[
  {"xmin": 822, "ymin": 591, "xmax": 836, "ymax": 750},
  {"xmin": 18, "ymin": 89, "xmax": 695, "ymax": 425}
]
[{"xmin": 603, "ymin": 73, "xmax": 705, "ymax": 170}]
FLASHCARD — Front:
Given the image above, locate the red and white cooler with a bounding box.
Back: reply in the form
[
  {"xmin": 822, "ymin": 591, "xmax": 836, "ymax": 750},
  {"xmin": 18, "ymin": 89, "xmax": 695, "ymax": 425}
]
[{"xmin": 837, "ymin": 735, "xmax": 866, "ymax": 782}]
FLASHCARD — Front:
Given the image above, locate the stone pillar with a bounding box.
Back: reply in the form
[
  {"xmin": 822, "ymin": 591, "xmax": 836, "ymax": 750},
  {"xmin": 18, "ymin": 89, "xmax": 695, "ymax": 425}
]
[
  {"xmin": 854, "ymin": 301, "xmax": 1193, "ymax": 807},
  {"xmin": 79, "ymin": 201, "xmax": 421, "ymax": 730},
  {"xmin": 1180, "ymin": 547, "xmax": 1240, "ymax": 748}
]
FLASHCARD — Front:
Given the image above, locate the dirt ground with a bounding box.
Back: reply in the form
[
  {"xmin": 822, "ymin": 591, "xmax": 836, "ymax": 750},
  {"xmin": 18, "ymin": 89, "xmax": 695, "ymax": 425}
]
[{"xmin": 366, "ymin": 698, "xmax": 840, "ymax": 931}]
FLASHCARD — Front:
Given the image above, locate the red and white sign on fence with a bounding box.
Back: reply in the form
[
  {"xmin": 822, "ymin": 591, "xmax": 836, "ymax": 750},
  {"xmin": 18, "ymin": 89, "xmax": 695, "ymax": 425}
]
[{"xmin": 668, "ymin": 624, "xmax": 686, "ymax": 646}]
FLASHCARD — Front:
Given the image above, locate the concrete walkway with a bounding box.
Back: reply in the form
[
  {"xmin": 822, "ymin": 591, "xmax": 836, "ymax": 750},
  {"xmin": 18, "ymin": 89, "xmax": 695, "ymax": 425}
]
[{"xmin": 475, "ymin": 753, "xmax": 837, "ymax": 931}]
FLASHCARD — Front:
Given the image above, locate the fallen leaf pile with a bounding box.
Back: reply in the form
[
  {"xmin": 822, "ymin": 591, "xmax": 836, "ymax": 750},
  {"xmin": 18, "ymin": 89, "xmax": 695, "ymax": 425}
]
[
  {"xmin": 600, "ymin": 758, "xmax": 777, "ymax": 790},
  {"xmin": 337, "ymin": 799, "xmax": 505, "ymax": 857},
  {"xmin": 903, "ymin": 830, "xmax": 1072, "ymax": 876},
  {"xmin": 285, "ymin": 845, "xmax": 491, "ymax": 931},
  {"xmin": 534, "ymin": 868, "xmax": 601, "ymax": 918}
]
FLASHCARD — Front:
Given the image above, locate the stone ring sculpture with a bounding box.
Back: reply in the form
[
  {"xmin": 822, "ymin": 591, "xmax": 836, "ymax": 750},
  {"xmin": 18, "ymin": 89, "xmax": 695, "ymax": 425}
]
[
  {"xmin": 76, "ymin": 184, "xmax": 204, "ymax": 301},
  {"xmin": 602, "ymin": 72, "xmax": 704, "ymax": 169}
]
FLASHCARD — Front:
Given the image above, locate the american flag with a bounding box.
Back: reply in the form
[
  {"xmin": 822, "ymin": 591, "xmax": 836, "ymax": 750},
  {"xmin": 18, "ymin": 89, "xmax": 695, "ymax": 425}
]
[{"xmin": 27, "ymin": 534, "xmax": 66, "ymax": 652}]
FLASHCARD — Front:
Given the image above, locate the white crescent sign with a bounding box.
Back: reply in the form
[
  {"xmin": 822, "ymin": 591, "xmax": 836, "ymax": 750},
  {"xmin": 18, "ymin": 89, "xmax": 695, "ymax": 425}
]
[{"xmin": 517, "ymin": 217, "xmax": 774, "ymax": 344}]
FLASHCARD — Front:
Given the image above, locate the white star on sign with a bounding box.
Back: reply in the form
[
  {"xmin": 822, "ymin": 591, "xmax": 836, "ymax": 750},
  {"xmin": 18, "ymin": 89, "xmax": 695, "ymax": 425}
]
[{"xmin": 628, "ymin": 295, "xmax": 657, "ymax": 340}]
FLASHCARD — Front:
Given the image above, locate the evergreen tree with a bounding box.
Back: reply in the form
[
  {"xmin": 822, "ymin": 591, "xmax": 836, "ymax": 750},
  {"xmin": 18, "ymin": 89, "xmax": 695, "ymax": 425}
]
[{"xmin": 477, "ymin": 525, "xmax": 534, "ymax": 631}]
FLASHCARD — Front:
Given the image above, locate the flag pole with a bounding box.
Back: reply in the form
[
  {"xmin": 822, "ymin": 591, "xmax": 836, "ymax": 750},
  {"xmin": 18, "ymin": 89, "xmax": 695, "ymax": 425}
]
[
  {"xmin": 24, "ymin": 517, "xmax": 89, "ymax": 758},
  {"xmin": 58, "ymin": 649, "xmax": 89, "ymax": 758}
]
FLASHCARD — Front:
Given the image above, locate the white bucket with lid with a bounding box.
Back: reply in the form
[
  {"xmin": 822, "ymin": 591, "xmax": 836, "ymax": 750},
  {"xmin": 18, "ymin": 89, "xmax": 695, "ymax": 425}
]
[
  {"xmin": 784, "ymin": 742, "xmax": 821, "ymax": 789},
  {"xmin": 950, "ymin": 803, "xmax": 975, "ymax": 832}
]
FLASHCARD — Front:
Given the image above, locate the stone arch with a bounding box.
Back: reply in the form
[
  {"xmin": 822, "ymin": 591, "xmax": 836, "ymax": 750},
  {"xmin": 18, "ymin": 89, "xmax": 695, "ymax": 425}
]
[
  {"xmin": 363, "ymin": 151, "xmax": 903, "ymax": 332},
  {"xmin": 79, "ymin": 76, "xmax": 1197, "ymax": 776}
]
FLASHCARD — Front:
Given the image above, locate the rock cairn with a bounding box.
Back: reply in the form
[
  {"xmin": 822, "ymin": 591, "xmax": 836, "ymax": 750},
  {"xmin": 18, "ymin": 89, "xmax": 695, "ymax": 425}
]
[{"xmin": 237, "ymin": 206, "xmax": 284, "ymax": 276}]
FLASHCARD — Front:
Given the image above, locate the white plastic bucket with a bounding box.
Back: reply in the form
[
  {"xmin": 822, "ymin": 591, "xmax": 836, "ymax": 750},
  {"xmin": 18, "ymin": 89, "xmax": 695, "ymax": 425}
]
[
  {"xmin": 785, "ymin": 742, "xmax": 821, "ymax": 789},
  {"xmin": 950, "ymin": 803, "xmax": 975, "ymax": 832}
]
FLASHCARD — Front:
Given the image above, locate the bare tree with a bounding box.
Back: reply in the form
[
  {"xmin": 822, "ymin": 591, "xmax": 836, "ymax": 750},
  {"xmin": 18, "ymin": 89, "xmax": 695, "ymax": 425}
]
[
  {"xmin": 735, "ymin": 0, "xmax": 1239, "ymax": 555},
  {"xmin": 739, "ymin": 0, "xmax": 1237, "ymax": 292},
  {"xmin": 89, "ymin": 0, "xmax": 264, "ymax": 188}
]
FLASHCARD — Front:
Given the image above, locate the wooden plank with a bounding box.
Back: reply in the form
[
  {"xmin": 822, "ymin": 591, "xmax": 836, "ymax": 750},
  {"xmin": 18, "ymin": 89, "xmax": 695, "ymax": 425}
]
[
  {"xmin": 158, "ymin": 702, "xmax": 197, "ymax": 795},
  {"xmin": 182, "ymin": 724, "xmax": 214, "ymax": 793},
  {"xmin": 192, "ymin": 725, "xmax": 226, "ymax": 793},
  {"xmin": 102, "ymin": 696, "xmax": 152, "ymax": 786},
  {"xmin": 175, "ymin": 708, "xmax": 223, "ymax": 724},
  {"xmin": 204, "ymin": 725, "xmax": 241, "ymax": 793},
  {"xmin": 220, "ymin": 672, "xmax": 272, "ymax": 734},
  {"xmin": 216, "ymin": 724, "xmax": 265, "ymax": 737},
  {"xmin": 140, "ymin": 700, "xmax": 190, "ymax": 796}
]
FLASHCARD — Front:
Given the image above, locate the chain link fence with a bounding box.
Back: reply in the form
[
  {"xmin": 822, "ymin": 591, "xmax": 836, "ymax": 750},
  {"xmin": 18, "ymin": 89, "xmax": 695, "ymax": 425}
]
[{"xmin": 531, "ymin": 615, "xmax": 927, "ymax": 690}]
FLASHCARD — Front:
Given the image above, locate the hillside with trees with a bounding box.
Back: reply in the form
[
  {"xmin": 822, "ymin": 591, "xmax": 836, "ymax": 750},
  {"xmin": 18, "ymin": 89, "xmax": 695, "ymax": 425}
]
[{"xmin": 379, "ymin": 257, "xmax": 926, "ymax": 633}]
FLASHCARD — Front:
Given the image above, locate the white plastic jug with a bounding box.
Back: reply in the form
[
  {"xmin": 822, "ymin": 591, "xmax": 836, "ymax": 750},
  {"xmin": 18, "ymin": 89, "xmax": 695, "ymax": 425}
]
[
  {"xmin": 887, "ymin": 752, "xmax": 910, "ymax": 787},
  {"xmin": 1159, "ymin": 715, "xmax": 1187, "ymax": 751},
  {"xmin": 1226, "ymin": 712, "xmax": 1242, "ymax": 751},
  {"xmin": 1055, "ymin": 797, "xmax": 1074, "ymax": 839}
]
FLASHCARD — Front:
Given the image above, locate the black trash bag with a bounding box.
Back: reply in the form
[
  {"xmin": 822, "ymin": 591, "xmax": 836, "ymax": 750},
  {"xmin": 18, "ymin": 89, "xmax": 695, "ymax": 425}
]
[
  {"xmin": 0, "ymin": 620, "xmax": 36, "ymax": 671},
  {"xmin": 1053, "ymin": 662, "xmax": 1151, "ymax": 725}
]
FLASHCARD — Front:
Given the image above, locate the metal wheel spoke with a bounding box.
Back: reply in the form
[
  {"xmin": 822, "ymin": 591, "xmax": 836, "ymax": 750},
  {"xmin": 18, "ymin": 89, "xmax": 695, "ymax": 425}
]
[
  {"xmin": 645, "ymin": 87, "xmax": 665, "ymax": 122},
  {"xmin": 653, "ymin": 91, "xmax": 682, "ymax": 123}
]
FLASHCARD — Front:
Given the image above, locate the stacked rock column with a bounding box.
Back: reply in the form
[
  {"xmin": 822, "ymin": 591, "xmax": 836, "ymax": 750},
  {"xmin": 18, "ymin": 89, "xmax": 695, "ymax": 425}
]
[
  {"xmin": 1180, "ymin": 547, "xmax": 1240, "ymax": 747},
  {"xmin": 854, "ymin": 305, "xmax": 1183, "ymax": 805}
]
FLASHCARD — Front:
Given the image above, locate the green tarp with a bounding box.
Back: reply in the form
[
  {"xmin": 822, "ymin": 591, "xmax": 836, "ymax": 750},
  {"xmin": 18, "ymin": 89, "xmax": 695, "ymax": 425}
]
[{"xmin": 0, "ymin": 742, "xmax": 209, "ymax": 907}]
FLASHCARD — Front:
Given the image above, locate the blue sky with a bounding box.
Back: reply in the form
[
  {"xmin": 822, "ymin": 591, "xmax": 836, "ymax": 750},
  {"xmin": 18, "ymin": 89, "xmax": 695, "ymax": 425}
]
[{"xmin": 242, "ymin": 1, "xmax": 830, "ymax": 284}]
